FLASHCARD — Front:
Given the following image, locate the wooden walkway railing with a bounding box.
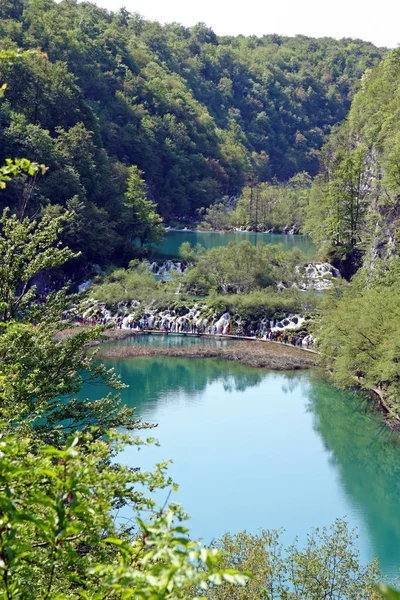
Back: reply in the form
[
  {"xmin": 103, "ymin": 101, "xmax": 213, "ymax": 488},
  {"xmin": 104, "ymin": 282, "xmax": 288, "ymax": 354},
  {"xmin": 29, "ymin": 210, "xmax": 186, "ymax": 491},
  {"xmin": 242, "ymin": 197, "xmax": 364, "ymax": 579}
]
[{"xmin": 133, "ymin": 329, "xmax": 319, "ymax": 354}]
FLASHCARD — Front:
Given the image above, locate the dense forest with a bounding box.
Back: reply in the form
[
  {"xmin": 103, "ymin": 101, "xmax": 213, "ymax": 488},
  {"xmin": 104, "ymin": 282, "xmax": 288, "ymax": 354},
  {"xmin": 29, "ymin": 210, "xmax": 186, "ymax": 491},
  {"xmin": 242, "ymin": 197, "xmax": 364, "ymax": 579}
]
[
  {"xmin": 306, "ymin": 47, "xmax": 400, "ymax": 421},
  {"xmin": 3, "ymin": 3, "xmax": 400, "ymax": 598},
  {"xmin": 0, "ymin": 168, "xmax": 389, "ymax": 599},
  {"xmin": 306, "ymin": 47, "xmax": 400, "ymax": 270},
  {"xmin": 0, "ymin": 0, "xmax": 385, "ymax": 264}
]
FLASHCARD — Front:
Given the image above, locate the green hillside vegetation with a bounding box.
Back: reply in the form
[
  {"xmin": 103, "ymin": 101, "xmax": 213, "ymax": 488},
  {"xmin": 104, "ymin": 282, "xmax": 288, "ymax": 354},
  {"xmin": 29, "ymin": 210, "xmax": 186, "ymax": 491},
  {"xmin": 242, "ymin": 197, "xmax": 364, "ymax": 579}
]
[
  {"xmin": 179, "ymin": 241, "xmax": 304, "ymax": 294},
  {"xmin": 2, "ymin": 33, "xmax": 400, "ymax": 597},
  {"xmin": 201, "ymin": 172, "xmax": 312, "ymax": 232},
  {"xmin": 0, "ymin": 0, "xmax": 385, "ymax": 265},
  {"xmin": 305, "ymin": 48, "xmax": 400, "ymax": 273},
  {"xmin": 90, "ymin": 242, "xmax": 317, "ymax": 334},
  {"xmin": 0, "ymin": 205, "xmax": 388, "ymax": 598},
  {"xmin": 308, "ymin": 48, "xmax": 400, "ymax": 422}
]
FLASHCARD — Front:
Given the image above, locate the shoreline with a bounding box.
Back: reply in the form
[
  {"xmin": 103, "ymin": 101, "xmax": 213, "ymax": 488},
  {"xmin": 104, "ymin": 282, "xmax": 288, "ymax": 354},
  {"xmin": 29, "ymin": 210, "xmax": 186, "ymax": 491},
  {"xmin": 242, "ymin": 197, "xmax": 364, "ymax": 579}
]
[
  {"xmin": 95, "ymin": 333, "xmax": 317, "ymax": 370},
  {"xmin": 165, "ymin": 226, "xmax": 304, "ymax": 235},
  {"xmin": 62, "ymin": 326, "xmax": 399, "ymax": 428}
]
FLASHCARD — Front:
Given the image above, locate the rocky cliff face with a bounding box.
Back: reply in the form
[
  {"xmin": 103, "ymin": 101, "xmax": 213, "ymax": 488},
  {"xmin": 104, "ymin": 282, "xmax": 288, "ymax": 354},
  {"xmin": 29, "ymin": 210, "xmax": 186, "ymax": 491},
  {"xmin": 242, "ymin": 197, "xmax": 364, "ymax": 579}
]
[
  {"xmin": 352, "ymin": 51, "xmax": 400, "ymax": 271},
  {"xmin": 310, "ymin": 49, "xmax": 400, "ymax": 278},
  {"xmin": 365, "ymin": 196, "xmax": 400, "ymax": 271}
]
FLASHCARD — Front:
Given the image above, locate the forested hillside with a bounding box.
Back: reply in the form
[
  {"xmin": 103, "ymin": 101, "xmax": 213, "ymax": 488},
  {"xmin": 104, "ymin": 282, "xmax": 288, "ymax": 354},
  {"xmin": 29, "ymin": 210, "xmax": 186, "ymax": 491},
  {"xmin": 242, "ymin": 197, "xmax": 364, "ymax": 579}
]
[
  {"xmin": 307, "ymin": 48, "xmax": 400, "ymax": 421},
  {"xmin": 3, "ymin": 6, "xmax": 400, "ymax": 597},
  {"xmin": 0, "ymin": 0, "xmax": 384, "ymax": 263},
  {"xmin": 306, "ymin": 47, "xmax": 400, "ymax": 273}
]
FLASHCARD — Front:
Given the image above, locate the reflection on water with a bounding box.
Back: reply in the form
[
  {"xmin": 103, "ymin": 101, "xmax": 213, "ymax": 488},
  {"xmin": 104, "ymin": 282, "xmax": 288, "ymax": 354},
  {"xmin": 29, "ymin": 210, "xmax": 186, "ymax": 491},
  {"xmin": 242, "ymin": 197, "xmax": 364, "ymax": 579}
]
[
  {"xmin": 155, "ymin": 230, "xmax": 316, "ymax": 259},
  {"xmin": 80, "ymin": 344, "xmax": 400, "ymax": 578},
  {"xmin": 106, "ymin": 356, "xmax": 264, "ymax": 409},
  {"xmin": 306, "ymin": 373, "xmax": 400, "ymax": 578}
]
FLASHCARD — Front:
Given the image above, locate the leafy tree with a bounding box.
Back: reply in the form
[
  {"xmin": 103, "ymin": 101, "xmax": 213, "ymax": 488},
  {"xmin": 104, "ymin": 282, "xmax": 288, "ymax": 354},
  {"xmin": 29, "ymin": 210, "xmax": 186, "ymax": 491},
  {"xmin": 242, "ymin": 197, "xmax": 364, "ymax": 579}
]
[
  {"xmin": 232, "ymin": 173, "xmax": 312, "ymax": 233},
  {"xmin": 0, "ymin": 429, "xmax": 248, "ymax": 599},
  {"xmin": 0, "ymin": 207, "xmax": 144, "ymax": 444},
  {"xmin": 210, "ymin": 520, "xmax": 381, "ymax": 600},
  {"xmin": 312, "ymin": 260, "xmax": 400, "ymax": 421},
  {"xmin": 180, "ymin": 241, "xmax": 304, "ymax": 295},
  {"xmin": 55, "ymin": 123, "xmax": 106, "ymax": 203},
  {"xmin": 305, "ymin": 141, "xmax": 369, "ymax": 271},
  {"xmin": 179, "ymin": 241, "xmax": 206, "ymax": 262},
  {"xmin": 124, "ymin": 165, "xmax": 165, "ymax": 248},
  {"xmin": 91, "ymin": 260, "xmax": 169, "ymax": 305},
  {"xmin": 0, "ymin": 1, "xmax": 386, "ymax": 254},
  {"xmin": 0, "ymin": 157, "xmax": 47, "ymax": 191},
  {"xmin": 199, "ymin": 202, "xmax": 232, "ymax": 230},
  {"xmin": 42, "ymin": 198, "xmax": 119, "ymax": 264},
  {"xmin": 0, "ymin": 208, "xmax": 75, "ymax": 322}
]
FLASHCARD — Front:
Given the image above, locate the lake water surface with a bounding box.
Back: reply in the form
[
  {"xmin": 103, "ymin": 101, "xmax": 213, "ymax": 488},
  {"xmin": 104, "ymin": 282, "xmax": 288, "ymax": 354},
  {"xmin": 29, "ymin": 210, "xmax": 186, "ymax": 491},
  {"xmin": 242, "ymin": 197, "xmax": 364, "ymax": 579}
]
[
  {"xmin": 156, "ymin": 230, "xmax": 316, "ymax": 259},
  {"xmin": 83, "ymin": 336, "xmax": 400, "ymax": 578}
]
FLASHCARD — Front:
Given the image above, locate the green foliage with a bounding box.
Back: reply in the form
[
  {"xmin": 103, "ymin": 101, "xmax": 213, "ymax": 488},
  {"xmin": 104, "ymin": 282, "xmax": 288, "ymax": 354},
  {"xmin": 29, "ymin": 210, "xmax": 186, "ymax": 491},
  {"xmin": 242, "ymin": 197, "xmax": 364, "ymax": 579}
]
[
  {"xmin": 0, "ymin": 430, "xmax": 247, "ymax": 599},
  {"xmin": 304, "ymin": 133, "xmax": 369, "ymax": 270},
  {"xmin": 305, "ymin": 48, "xmax": 400, "ymax": 273},
  {"xmin": 180, "ymin": 241, "xmax": 305, "ymax": 294},
  {"xmin": 0, "ymin": 157, "xmax": 47, "ymax": 190},
  {"xmin": 231, "ymin": 173, "xmax": 312, "ymax": 232},
  {"xmin": 0, "ymin": 208, "xmax": 143, "ymax": 444},
  {"xmin": 179, "ymin": 241, "xmax": 206, "ymax": 262},
  {"xmin": 91, "ymin": 261, "xmax": 168, "ymax": 305},
  {"xmin": 308, "ymin": 48, "xmax": 400, "ymax": 417},
  {"xmin": 0, "ymin": 208, "xmax": 76, "ymax": 321},
  {"xmin": 124, "ymin": 166, "xmax": 165, "ymax": 248},
  {"xmin": 210, "ymin": 520, "xmax": 381, "ymax": 600},
  {"xmin": 378, "ymin": 586, "xmax": 400, "ymax": 599},
  {"xmin": 0, "ymin": 3, "xmax": 386, "ymax": 265},
  {"xmin": 199, "ymin": 202, "xmax": 232, "ymax": 231},
  {"xmin": 313, "ymin": 256, "xmax": 400, "ymax": 419}
]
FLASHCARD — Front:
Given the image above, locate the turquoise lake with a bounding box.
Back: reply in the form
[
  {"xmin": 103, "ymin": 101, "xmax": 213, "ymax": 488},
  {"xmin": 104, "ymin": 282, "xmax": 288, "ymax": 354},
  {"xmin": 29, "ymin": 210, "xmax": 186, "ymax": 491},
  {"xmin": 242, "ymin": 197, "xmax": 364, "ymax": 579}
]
[
  {"xmin": 155, "ymin": 230, "xmax": 316, "ymax": 259},
  {"xmin": 82, "ymin": 336, "xmax": 400, "ymax": 578}
]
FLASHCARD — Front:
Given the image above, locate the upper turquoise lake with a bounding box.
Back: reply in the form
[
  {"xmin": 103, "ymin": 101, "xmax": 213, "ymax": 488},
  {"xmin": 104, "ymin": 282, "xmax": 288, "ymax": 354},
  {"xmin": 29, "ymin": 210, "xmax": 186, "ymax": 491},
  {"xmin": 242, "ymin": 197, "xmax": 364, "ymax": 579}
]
[
  {"xmin": 155, "ymin": 230, "xmax": 316, "ymax": 259},
  {"xmin": 81, "ymin": 336, "xmax": 400, "ymax": 579}
]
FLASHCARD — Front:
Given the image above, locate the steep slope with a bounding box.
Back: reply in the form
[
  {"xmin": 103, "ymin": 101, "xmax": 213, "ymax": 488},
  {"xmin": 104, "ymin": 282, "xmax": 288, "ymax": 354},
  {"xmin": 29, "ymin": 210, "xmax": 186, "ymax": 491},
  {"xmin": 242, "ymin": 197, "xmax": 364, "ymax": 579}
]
[
  {"xmin": 308, "ymin": 48, "xmax": 400, "ymax": 422},
  {"xmin": 0, "ymin": 0, "xmax": 385, "ymax": 263},
  {"xmin": 305, "ymin": 48, "xmax": 400, "ymax": 275}
]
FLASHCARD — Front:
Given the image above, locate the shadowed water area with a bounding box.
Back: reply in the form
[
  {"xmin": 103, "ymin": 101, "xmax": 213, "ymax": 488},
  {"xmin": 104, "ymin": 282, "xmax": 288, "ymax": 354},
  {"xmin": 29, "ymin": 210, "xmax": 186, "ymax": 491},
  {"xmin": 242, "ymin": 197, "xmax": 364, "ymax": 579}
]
[
  {"xmin": 81, "ymin": 336, "xmax": 400, "ymax": 578},
  {"xmin": 155, "ymin": 230, "xmax": 316, "ymax": 259}
]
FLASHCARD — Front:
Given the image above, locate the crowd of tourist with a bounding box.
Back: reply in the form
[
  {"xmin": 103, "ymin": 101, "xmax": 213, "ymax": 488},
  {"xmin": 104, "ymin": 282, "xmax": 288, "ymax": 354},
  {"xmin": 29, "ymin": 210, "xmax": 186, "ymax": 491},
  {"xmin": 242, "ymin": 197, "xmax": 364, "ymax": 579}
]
[
  {"xmin": 265, "ymin": 330, "xmax": 314, "ymax": 348},
  {"xmin": 62, "ymin": 310, "xmax": 314, "ymax": 349},
  {"xmin": 34, "ymin": 270, "xmax": 314, "ymax": 349}
]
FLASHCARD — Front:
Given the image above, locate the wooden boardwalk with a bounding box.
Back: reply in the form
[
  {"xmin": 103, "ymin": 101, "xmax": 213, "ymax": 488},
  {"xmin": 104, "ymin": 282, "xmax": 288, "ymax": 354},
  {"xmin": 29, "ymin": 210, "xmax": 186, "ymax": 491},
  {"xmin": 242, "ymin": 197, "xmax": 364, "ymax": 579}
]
[{"xmin": 136, "ymin": 329, "xmax": 318, "ymax": 354}]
